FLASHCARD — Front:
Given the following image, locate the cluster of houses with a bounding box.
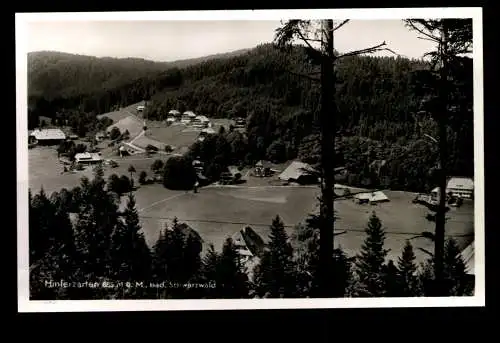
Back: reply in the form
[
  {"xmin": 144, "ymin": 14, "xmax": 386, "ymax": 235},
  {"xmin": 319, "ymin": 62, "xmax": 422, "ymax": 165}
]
[{"xmin": 166, "ymin": 110, "xmax": 211, "ymax": 128}]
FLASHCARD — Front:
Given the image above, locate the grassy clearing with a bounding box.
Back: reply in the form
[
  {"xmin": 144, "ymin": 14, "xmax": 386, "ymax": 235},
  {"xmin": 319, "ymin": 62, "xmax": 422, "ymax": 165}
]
[
  {"xmin": 135, "ymin": 183, "xmax": 474, "ymax": 264},
  {"xmin": 146, "ymin": 125, "xmax": 199, "ymax": 152},
  {"xmin": 29, "ymin": 143, "xmax": 474, "ymax": 265},
  {"xmin": 28, "ymin": 148, "xmax": 94, "ymax": 194},
  {"xmin": 106, "ymin": 116, "xmax": 143, "ymax": 138},
  {"xmin": 334, "ymin": 191, "xmax": 474, "ymax": 263},
  {"xmin": 96, "ymin": 110, "xmax": 130, "ymax": 123},
  {"xmin": 138, "ymin": 186, "xmax": 319, "ymax": 250}
]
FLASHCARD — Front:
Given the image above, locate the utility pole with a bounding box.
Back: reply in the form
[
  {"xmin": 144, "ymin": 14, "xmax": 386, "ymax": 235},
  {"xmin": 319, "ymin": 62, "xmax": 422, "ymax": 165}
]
[
  {"xmin": 319, "ymin": 19, "xmax": 335, "ymax": 297},
  {"xmin": 434, "ymin": 20, "xmax": 449, "ymax": 297}
]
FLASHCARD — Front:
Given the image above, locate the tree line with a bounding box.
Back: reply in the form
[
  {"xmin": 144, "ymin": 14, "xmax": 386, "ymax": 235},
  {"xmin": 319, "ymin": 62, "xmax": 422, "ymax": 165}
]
[
  {"xmin": 28, "ymin": 43, "xmax": 472, "ymax": 193},
  {"xmin": 29, "ymin": 168, "xmax": 473, "ymax": 300}
]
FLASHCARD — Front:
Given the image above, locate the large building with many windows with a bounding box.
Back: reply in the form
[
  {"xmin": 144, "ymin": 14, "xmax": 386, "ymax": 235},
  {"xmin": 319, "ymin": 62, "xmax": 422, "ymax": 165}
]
[{"xmin": 28, "ymin": 128, "xmax": 66, "ymax": 146}]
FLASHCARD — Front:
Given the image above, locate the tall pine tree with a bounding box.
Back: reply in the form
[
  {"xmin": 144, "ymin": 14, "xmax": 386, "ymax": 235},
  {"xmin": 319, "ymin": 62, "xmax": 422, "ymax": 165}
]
[
  {"xmin": 253, "ymin": 215, "xmax": 296, "ymax": 298},
  {"xmin": 73, "ymin": 173, "xmax": 119, "ymax": 298},
  {"xmin": 215, "ymin": 237, "xmax": 250, "ymax": 298},
  {"xmin": 151, "ymin": 218, "xmax": 203, "ymax": 299},
  {"xmin": 396, "ymin": 240, "xmax": 419, "ymax": 296},
  {"xmin": 418, "ymin": 237, "xmax": 473, "ymax": 296},
  {"xmin": 109, "ymin": 193, "xmax": 152, "ymax": 299},
  {"xmin": 29, "ymin": 188, "xmax": 76, "ymax": 300},
  {"xmin": 200, "ymin": 244, "xmax": 220, "ymax": 298},
  {"xmin": 354, "ymin": 212, "xmax": 389, "ymax": 297}
]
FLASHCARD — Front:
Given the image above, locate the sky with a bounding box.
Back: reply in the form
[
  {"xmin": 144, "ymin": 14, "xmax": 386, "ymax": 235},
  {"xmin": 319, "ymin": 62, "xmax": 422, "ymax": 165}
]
[{"xmin": 26, "ymin": 20, "xmax": 437, "ymax": 62}]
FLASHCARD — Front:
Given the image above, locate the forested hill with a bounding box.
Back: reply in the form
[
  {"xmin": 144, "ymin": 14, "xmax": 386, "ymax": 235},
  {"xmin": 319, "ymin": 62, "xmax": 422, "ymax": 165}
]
[
  {"xmin": 28, "ymin": 48, "xmax": 251, "ymax": 100},
  {"xmin": 28, "ymin": 43, "xmax": 473, "ymax": 192}
]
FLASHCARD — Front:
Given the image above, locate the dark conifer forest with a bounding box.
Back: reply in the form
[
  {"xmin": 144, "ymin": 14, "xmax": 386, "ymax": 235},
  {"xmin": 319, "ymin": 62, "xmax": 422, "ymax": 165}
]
[
  {"xmin": 27, "ymin": 31, "xmax": 474, "ymax": 299},
  {"xmin": 28, "ymin": 43, "xmax": 473, "ymax": 193}
]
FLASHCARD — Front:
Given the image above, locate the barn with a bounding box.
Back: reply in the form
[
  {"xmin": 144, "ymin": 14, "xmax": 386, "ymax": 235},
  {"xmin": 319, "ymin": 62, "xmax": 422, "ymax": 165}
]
[
  {"xmin": 29, "ymin": 129, "xmax": 66, "ymax": 146},
  {"xmin": 278, "ymin": 161, "xmax": 319, "ymax": 185}
]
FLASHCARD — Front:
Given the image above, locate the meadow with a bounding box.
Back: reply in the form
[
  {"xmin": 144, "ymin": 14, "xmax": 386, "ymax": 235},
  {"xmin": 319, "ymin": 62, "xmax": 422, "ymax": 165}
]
[{"xmin": 28, "ymin": 144, "xmax": 475, "ymax": 266}]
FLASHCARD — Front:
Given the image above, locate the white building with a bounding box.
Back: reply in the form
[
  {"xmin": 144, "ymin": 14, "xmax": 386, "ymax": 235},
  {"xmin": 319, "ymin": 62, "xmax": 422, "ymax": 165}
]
[
  {"xmin": 354, "ymin": 191, "xmax": 390, "ymax": 204},
  {"xmin": 75, "ymin": 152, "xmax": 102, "ymax": 165},
  {"xmin": 231, "ymin": 230, "xmax": 254, "ymax": 265},
  {"xmin": 447, "ymin": 177, "xmax": 474, "ymax": 199},
  {"xmin": 29, "ymin": 128, "xmax": 66, "ymax": 145},
  {"xmin": 431, "ymin": 177, "xmax": 474, "ymax": 200}
]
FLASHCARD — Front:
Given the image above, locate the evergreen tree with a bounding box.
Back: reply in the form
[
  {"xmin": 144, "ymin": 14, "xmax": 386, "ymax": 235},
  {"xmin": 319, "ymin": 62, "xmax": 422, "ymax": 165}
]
[
  {"xmin": 396, "ymin": 240, "xmax": 419, "ymax": 296},
  {"xmin": 417, "ymin": 238, "xmax": 474, "ymax": 296},
  {"xmin": 253, "ymin": 215, "xmax": 296, "ymax": 298},
  {"xmin": 215, "ymin": 238, "xmax": 249, "ymax": 298},
  {"xmin": 73, "ymin": 174, "xmax": 119, "ymax": 297},
  {"xmin": 383, "ymin": 260, "xmax": 399, "ymax": 297},
  {"xmin": 442, "ymin": 238, "xmax": 472, "ymax": 296},
  {"xmin": 354, "ymin": 212, "xmax": 389, "ymax": 297},
  {"xmin": 291, "ymin": 214, "xmax": 352, "ymax": 297},
  {"xmin": 29, "ymin": 188, "xmax": 76, "ymax": 300},
  {"xmin": 200, "ymin": 244, "xmax": 220, "ymax": 298},
  {"xmin": 109, "ymin": 193, "xmax": 152, "ymax": 299},
  {"xmin": 151, "ymin": 218, "xmax": 203, "ymax": 298}
]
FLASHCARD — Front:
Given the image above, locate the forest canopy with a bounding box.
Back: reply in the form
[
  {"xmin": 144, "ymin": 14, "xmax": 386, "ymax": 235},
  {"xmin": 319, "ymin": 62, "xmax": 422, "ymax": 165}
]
[{"xmin": 27, "ymin": 43, "xmax": 473, "ymax": 192}]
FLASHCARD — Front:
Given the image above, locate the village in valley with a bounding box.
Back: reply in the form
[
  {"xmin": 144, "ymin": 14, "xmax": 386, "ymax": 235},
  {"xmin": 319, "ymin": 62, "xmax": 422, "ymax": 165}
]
[
  {"xmin": 28, "ymin": 100, "xmax": 475, "ymax": 276},
  {"xmin": 25, "ymin": 17, "xmax": 476, "ymax": 300}
]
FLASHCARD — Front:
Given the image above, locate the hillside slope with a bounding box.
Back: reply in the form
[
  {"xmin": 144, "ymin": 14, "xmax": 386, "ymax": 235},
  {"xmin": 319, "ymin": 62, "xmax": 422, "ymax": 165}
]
[
  {"xmin": 28, "ymin": 43, "xmax": 473, "ymax": 192},
  {"xmin": 28, "ymin": 48, "xmax": 251, "ymax": 100}
]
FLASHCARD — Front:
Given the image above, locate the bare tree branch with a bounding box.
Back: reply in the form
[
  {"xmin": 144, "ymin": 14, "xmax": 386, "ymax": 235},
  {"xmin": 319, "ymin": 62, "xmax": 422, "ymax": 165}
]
[
  {"xmin": 336, "ymin": 42, "xmax": 387, "ymax": 59},
  {"xmin": 296, "ymin": 29, "xmax": 320, "ymax": 53},
  {"xmin": 418, "ymin": 36, "xmax": 440, "ymax": 43},
  {"xmin": 332, "ymin": 19, "xmax": 350, "ymax": 32},
  {"xmin": 405, "ymin": 20, "xmax": 441, "ymax": 43}
]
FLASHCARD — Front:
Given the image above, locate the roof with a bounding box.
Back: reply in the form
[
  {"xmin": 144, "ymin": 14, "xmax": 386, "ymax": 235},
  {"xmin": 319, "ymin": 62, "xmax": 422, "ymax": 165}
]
[
  {"xmin": 447, "ymin": 177, "xmax": 474, "ymax": 191},
  {"xmin": 370, "ymin": 191, "xmax": 389, "ymax": 202},
  {"xmin": 228, "ymin": 166, "xmax": 242, "ymax": 176},
  {"xmin": 237, "ymin": 249, "xmax": 253, "ymax": 257},
  {"xmin": 201, "ymin": 128, "xmax": 216, "ymax": 134},
  {"xmin": 278, "ymin": 161, "xmax": 316, "ymax": 181},
  {"xmin": 169, "ymin": 110, "xmax": 180, "ymax": 115},
  {"xmin": 195, "ymin": 115, "xmax": 209, "ymax": 122},
  {"xmin": 183, "ymin": 111, "xmax": 196, "ymax": 117},
  {"xmin": 75, "ymin": 152, "xmax": 101, "ymax": 162},
  {"xmin": 231, "ymin": 230, "xmax": 247, "ymax": 248},
  {"xmin": 461, "ymin": 241, "xmax": 475, "ymax": 275},
  {"xmin": 29, "ymin": 129, "xmax": 66, "ymax": 141},
  {"xmin": 354, "ymin": 191, "xmax": 389, "ymax": 202}
]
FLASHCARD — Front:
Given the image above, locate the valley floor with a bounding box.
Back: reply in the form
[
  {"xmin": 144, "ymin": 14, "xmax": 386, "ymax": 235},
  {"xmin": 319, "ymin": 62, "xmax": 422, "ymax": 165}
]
[{"xmin": 28, "ymin": 145, "xmax": 474, "ymax": 266}]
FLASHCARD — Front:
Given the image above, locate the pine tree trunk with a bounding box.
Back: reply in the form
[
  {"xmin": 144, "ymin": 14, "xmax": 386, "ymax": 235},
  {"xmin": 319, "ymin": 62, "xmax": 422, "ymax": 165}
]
[
  {"xmin": 434, "ymin": 21, "xmax": 449, "ymax": 296},
  {"xmin": 319, "ymin": 19, "xmax": 336, "ymax": 297}
]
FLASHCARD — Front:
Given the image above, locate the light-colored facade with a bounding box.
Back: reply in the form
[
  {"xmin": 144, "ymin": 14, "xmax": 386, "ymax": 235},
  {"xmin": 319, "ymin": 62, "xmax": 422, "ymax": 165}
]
[{"xmin": 75, "ymin": 152, "xmax": 102, "ymax": 165}]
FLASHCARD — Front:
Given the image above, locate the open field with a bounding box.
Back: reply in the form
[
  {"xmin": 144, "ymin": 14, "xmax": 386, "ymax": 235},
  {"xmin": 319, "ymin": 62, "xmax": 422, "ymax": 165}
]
[
  {"xmin": 106, "ymin": 116, "xmax": 143, "ymax": 138},
  {"xmin": 28, "ymin": 148, "xmax": 157, "ymax": 195},
  {"xmin": 136, "ymin": 185, "xmax": 319, "ymax": 250},
  {"xmin": 29, "ymin": 147, "xmax": 94, "ymax": 194},
  {"xmin": 28, "ymin": 145, "xmax": 474, "ymax": 266},
  {"xmin": 132, "ymin": 134, "xmax": 168, "ymax": 151},
  {"xmin": 133, "ymin": 183, "xmax": 474, "ymax": 265},
  {"xmin": 146, "ymin": 125, "xmax": 199, "ymax": 152},
  {"xmin": 96, "ymin": 110, "xmax": 130, "ymax": 123},
  {"xmin": 334, "ymin": 191, "xmax": 474, "ymax": 263},
  {"xmin": 97, "ymin": 102, "xmax": 144, "ymax": 122}
]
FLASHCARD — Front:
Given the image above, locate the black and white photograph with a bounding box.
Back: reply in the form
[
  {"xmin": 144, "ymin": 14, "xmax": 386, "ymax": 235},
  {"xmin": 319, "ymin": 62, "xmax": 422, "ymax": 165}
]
[{"xmin": 16, "ymin": 8, "xmax": 484, "ymax": 312}]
